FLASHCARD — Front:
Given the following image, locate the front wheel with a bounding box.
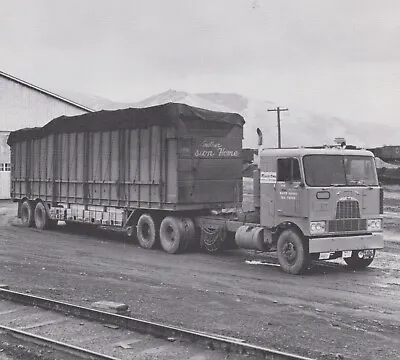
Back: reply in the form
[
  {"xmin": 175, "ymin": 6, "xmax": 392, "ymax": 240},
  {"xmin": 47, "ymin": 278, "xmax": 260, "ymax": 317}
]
[
  {"xmin": 277, "ymin": 229, "xmax": 309, "ymax": 275},
  {"xmin": 344, "ymin": 250, "xmax": 375, "ymax": 270}
]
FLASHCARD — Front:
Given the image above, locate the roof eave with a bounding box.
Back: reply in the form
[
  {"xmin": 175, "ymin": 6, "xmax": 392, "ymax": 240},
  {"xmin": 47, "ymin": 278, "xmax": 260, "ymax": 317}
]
[{"xmin": 0, "ymin": 70, "xmax": 94, "ymax": 113}]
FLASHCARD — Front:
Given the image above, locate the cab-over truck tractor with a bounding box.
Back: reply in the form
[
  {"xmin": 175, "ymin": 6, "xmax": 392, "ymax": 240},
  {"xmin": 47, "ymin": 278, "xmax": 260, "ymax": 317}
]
[{"xmin": 8, "ymin": 103, "xmax": 384, "ymax": 274}]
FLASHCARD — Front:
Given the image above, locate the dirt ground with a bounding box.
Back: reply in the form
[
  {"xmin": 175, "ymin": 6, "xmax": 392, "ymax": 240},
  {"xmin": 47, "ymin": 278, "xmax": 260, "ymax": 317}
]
[{"xmin": 0, "ymin": 186, "xmax": 400, "ymax": 360}]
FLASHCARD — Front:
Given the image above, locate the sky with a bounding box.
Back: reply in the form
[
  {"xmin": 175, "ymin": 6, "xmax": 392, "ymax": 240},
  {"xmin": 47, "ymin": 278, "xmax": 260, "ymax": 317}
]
[{"xmin": 0, "ymin": 0, "xmax": 399, "ymax": 125}]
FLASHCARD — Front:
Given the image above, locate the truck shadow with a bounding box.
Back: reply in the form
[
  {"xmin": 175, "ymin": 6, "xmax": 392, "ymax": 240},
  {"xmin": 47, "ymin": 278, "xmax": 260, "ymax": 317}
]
[{"xmin": 48, "ymin": 222, "xmax": 131, "ymax": 244}]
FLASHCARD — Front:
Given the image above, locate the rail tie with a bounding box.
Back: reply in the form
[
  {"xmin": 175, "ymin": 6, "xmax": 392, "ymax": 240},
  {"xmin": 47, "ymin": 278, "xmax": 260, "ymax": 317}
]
[
  {"xmin": 0, "ymin": 324, "xmax": 120, "ymax": 360},
  {"xmin": 0, "ymin": 288, "xmax": 314, "ymax": 360}
]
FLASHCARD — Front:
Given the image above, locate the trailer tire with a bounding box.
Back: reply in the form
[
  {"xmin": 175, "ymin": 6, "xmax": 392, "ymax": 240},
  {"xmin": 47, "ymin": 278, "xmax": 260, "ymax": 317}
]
[
  {"xmin": 277, "ymin": 229, "xmax": 309, "ymax": 275},
  {"xmin": 136, "ymin": 214, "xmax": 158, "ymax": 249},
  {"xmin": 20, "ymin": 200, "xmax": 34, "ymax": 227},
  {"xmin": 34, "ymin": 202, "xmax": 54, "ymax": 230},
  {"xmin": 160, "ymin": 217, "xmax": 184, "ymax": 254},
  {"xmin": 344, "ymin": 250, "xmax": 375, "ymax": 270}
]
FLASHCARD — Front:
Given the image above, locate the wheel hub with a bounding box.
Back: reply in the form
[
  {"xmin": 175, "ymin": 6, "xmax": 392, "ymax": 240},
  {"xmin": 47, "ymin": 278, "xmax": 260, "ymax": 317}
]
[
  {"xmin": 166, "ymin": 226, "xmax": 175, "ymax": 243},
  {"xmin": 283, "ymin": 242, "xmax": 297, "ymax": 264}
]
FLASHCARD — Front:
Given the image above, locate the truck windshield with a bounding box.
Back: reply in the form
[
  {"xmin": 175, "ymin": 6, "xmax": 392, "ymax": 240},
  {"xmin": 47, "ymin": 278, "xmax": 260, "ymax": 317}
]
[{"xmin": 303, "ymin": 155, "xmax": 378, "ymax": 187}]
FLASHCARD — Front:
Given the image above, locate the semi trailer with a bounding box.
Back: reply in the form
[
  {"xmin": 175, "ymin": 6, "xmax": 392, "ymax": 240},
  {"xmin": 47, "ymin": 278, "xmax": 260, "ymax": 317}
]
[{"xmin": 8, "ymin": 102, "xmax": 384, "ymax": 274}]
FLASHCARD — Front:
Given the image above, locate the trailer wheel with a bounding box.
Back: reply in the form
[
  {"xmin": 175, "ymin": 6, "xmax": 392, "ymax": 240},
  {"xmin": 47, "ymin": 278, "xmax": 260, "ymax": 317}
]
[
  {"xmin": 136, "ymin": 214, "xmax": 158, "ymax": 249},
  {"xmin": 34, "ymin": 202, "xmax": 55, "ymax": 230},
  {"xmin": 20, "ymin": 200, "xmax": 34, "ymax": 227},
  {"xmin": 344, "ymin": 250, "xmax": 375, "ymax": 270},
  {"xmin": 277, "ymin": 229, "xmax": 309, "ymax": 275}
]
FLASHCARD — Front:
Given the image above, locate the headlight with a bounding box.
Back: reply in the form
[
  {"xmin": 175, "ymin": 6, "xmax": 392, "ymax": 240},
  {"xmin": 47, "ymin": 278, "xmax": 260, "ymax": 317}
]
[
  {"xmin": 310, "ymin": 221, "xmax": 326, "ymax": 234},
  {"xmin": 367, "ymin": 219, "xmax": 382, "ymax": 231}
]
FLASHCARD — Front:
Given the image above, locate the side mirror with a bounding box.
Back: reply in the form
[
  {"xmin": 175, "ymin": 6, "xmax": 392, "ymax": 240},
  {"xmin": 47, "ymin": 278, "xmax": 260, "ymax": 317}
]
[{"xmin": 256, "ymin": 128, "xmax": 263, "ymax": 146}]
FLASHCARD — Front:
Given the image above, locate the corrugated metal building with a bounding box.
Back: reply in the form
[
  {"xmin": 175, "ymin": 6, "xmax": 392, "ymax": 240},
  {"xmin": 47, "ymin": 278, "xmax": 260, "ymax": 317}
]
[{"xmin": 0, "ymin": 71, "xmax": 93, "ymax": 199}]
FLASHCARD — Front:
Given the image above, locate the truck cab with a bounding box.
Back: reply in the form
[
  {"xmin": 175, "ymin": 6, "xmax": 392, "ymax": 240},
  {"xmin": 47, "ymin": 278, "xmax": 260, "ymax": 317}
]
[{"xmin": 258, "ymin": 146, "xmax": 384, "ymax": 274}]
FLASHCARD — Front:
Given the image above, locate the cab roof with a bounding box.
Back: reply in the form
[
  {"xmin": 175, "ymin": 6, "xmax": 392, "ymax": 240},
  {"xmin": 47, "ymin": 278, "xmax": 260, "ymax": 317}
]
[{"xmin": 260, "ymin": 147, "xmax": 375, "ymax": 158}]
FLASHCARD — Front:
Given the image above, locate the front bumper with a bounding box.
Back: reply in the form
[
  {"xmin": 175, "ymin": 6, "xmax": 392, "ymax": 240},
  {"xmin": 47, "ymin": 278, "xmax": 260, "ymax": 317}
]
[{"xmin": 308, "ymin": 233, "xmax": 384, "ymax": 253}]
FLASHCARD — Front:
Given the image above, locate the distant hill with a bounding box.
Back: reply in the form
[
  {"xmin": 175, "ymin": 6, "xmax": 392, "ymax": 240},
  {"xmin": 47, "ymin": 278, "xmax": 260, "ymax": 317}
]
[{"xmin": 56, "ymin": 89, "xmax": 400, "ymax": 149}]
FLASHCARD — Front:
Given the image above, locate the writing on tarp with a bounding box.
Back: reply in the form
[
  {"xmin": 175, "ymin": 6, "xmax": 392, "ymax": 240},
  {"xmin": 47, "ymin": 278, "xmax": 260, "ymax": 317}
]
[{"xmin": 194, "ymin": 140, "xmax": 240, "ymax": 158}]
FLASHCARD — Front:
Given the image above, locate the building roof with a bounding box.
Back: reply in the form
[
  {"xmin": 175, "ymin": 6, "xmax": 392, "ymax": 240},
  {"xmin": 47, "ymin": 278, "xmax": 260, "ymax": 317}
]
[{"xmin": 0, "ymin": 70, "xmax": 94, "ymax": 113}]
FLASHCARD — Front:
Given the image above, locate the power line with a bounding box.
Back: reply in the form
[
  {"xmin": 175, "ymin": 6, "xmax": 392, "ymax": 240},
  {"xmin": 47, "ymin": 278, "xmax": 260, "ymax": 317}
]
[{"xmin": 267, "ymin": 107, "xmax": 288, "ymax": 148}]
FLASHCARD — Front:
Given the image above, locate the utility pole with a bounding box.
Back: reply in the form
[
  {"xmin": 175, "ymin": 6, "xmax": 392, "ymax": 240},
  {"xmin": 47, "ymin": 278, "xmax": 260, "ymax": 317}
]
[{"xmin": 268, "ymin": 107, "xmax": 288, "ymax": 148}]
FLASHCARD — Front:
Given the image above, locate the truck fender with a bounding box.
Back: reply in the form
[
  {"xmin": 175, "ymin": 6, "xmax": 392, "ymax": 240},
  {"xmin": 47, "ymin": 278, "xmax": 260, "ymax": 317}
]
[{"xmin": 274, "ymin": 222, "xmax": 305, "ymax": 244}]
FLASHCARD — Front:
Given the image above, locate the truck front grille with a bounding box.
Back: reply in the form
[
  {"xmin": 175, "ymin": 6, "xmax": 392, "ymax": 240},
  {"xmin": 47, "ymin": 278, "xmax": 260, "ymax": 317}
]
[
  {"xmin": 327, "ymin": 219, "xmax": 367, "ymax": 232},
  {"xmin": 328, "ymin": 199, "xmax": 365, "ymax": 232},
  {"xmin": 336, "ymin": 199, "xmax": 360, "ymax": 219}
]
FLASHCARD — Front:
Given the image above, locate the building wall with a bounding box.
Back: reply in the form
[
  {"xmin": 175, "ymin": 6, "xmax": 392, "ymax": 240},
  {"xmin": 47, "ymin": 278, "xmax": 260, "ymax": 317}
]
[
  {"xmin": 0, "ymin": 75, "xmax": 89, "ymax": 198},
  {"xmin": 0, "ymin": 76, "xmax": 87, "ymax": 131},
  {"xmin": 0, "ymin": 131, "xmax": 11, "ymax": 199}
]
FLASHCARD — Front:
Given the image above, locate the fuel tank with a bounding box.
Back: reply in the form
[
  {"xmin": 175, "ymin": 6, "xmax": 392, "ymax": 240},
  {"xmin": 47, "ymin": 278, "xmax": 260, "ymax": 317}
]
[{"xmin": 235, "ymin": 225, "xmax": 264, "ymax": 251}]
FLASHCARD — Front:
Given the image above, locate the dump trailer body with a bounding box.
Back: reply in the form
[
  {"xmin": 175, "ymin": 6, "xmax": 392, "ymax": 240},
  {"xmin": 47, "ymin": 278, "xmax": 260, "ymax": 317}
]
[{"xmin": 8, "ymin": 103, "xmax": 244, "ymax": 211}]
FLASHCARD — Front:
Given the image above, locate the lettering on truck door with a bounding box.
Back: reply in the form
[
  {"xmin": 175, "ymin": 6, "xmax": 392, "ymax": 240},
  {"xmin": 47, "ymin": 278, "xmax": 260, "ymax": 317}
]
[{"xmin": 275, "ymin": 157, "xmax": 303, "ymax": 220}]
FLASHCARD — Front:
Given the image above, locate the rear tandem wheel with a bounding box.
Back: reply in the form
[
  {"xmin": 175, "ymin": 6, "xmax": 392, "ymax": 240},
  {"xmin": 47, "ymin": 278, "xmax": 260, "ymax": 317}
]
[
  {"xmin": 34, "ymin": 202, "xmax": 57, "ymax": 230},
  {"xmin": 20, "ymin": 200, "xmax": 34, "ymax": 227},
  {"xmin": 159, "ymin": 216, "xmax": 196, "ymax": 254}
]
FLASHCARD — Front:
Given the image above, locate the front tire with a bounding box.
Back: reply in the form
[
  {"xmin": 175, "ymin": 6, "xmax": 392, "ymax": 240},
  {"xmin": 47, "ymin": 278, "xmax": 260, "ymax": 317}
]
[
  {"xmin": 344, "ymin": 250, "xmax": 375, "ymax": 270},
  {"xmin": 277, "ymin": 229, "xmax": 310, "ymax": 275}
]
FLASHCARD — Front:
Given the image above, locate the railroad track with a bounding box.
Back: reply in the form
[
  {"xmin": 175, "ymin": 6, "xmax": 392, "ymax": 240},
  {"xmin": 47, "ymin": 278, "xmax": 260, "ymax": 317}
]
[{"xmin": 0, "ymin": 287, "xmax": 314, "ymax": 360}]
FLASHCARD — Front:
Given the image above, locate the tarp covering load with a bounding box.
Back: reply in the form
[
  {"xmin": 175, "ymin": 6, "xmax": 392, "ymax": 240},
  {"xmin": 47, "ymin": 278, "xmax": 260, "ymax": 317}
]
[
  {"xmin": 7, "ymin": 102, "xmax": 244, "ymax": 145},
  {"xmin": 9, "ymin": 102, "xmax": 244, "ymax": 211}
]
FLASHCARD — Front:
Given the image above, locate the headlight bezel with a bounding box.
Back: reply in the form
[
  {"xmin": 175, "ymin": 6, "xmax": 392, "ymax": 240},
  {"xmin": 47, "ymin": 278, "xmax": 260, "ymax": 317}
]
[
  {"xmin": 367, "ymin": 218, "xmax": 382, "ymax": 232},
  {"xmin": 310, "ymin": 221, "xmax": 326, "ymax": 235}
]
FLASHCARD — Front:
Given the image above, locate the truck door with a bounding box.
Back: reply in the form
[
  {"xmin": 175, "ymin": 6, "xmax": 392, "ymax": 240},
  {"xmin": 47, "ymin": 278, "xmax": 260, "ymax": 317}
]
[{"xmin": 275, "ymin": 157, "xmax": 303, "ymax": 220}]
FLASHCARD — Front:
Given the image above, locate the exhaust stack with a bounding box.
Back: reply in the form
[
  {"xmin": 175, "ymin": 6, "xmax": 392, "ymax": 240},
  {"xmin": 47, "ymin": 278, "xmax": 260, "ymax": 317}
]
[{"xmin": 253, "ymin": 128, "xmax": 262, "ymax": 211}]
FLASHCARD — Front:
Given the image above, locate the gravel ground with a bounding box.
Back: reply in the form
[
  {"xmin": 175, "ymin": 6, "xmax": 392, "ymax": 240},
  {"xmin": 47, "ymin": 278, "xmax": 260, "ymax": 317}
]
[{"xmin": 0, "ymin": 189, "xmax": 400, "ymax": 360}]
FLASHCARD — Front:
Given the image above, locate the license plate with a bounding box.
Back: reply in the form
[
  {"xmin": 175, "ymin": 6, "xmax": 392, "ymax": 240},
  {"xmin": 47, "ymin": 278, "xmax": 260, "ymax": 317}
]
[
  {"xmin": 342, "ymin": 250, "xmax": 352, "ymax": 258},
  {"xmin": 319, "ymin": 252, "xmax": 330, "ymax": 260}
]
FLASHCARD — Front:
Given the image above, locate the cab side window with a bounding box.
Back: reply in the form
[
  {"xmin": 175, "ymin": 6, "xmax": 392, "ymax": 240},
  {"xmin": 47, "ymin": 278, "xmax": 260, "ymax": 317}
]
[{"xmin": 277, "ymin": 158, "xmax": 301, "ymax": 182}]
